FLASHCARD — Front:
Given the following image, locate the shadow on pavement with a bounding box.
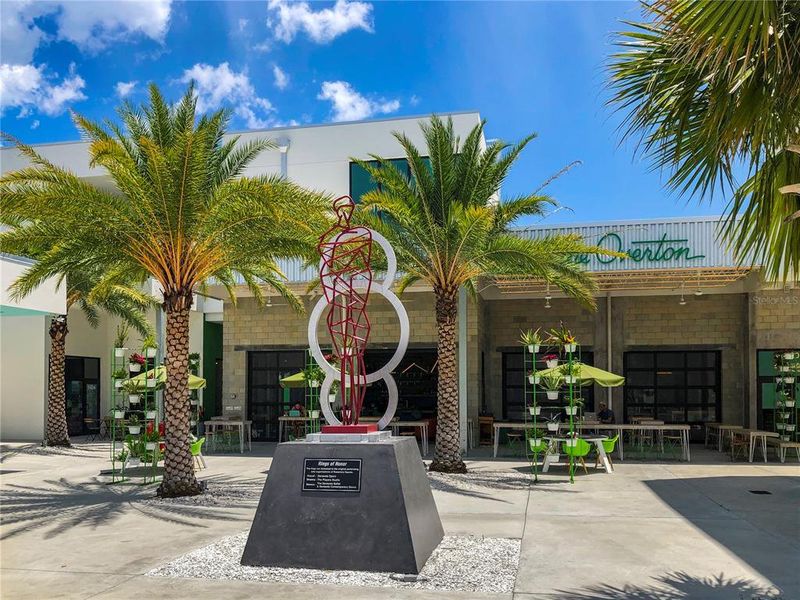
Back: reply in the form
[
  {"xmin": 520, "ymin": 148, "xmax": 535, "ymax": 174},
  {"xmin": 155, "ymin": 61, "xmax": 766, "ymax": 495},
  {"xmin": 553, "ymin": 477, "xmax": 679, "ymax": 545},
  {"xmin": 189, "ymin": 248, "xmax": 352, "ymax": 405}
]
[{"xmin": 548, "ymin": 571, "xmax": 783, "ymax": 599}]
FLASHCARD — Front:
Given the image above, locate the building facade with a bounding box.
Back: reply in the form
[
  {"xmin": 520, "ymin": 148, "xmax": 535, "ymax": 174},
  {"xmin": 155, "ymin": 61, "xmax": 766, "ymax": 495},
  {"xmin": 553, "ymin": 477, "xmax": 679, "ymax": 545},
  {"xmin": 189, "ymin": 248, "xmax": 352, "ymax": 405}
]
[{"xmin": 1, "ymin": 113, "xmax": 798, "ymax": 443}]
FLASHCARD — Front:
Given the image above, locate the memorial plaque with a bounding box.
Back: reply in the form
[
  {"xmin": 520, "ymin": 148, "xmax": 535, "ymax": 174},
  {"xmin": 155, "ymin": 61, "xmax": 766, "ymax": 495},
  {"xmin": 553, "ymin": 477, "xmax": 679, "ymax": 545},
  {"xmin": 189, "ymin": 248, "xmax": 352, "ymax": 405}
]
[{"xmin": 302, "ymin": 458, "xmax": 362, "ymax": 493}]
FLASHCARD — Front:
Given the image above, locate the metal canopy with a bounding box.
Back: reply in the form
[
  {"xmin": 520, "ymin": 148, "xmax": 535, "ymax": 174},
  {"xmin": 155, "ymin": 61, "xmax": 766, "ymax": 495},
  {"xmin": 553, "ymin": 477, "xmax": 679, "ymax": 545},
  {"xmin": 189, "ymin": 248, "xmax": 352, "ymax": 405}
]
[{"xmin": 494, "ymin": 266, "xmax": 753, "ymax": 294}]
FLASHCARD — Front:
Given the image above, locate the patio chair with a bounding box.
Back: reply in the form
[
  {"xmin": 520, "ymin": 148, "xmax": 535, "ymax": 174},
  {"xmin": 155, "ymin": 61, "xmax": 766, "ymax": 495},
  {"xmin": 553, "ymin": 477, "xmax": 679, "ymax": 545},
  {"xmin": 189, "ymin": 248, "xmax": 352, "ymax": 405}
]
[
  {"xmin": 506, "ymin": 430, "xmax": 523, "ymax": 454},
  {"xmin": 594, "ymin": 434, "xmax": 619, "ymax": 470},
  {"xmin": 83, "ymin": 418, "xmax": 101, "ymax": 442},
  {"xmin": 562, "ymin": 438, "xmax": 591, "ymax": 474},
  {"xmin": 191, "ymin": 437, "xmax": 206, "ymax": 470},
  {"xmin": 730, "ymin": 431, "xmax": 749, "ymax": 461}
]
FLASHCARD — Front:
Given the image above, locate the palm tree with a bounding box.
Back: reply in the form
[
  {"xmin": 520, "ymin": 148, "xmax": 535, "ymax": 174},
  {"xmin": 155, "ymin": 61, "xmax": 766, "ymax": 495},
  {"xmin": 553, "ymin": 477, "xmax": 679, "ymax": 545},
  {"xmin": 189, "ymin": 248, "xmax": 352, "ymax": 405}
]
[
  {"xmin": 4, "ymin": 262, "xmax": 154, "ymax": 447},
  {"xmin": 355, "ymin": 116, "xmax": 607, "ymax": 473},
  {"xmin": 608, "ymin": 0, "xmax": 800, "ymax": 281},
  {"xmin": 0, "ymin": 84, "xmax": 330, "ymax": 496}
]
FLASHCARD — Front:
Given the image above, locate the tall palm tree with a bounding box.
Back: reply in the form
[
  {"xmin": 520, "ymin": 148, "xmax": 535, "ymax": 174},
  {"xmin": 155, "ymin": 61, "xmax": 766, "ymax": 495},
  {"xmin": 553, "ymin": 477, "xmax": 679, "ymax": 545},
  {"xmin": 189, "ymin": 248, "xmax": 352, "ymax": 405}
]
[
  {"xmin": 355, "ymin": 116, "xmax": 607, "ymax": 473},
  {"xmin": 0, "ymin": 84, "xmax": 330, "ymax": 496},
  {"xmin": 608, "ymin": 0, "xmax": 800, "ymax": 281},
  {"xmin": 3, "ymin": 262, "xmax": 154, "ymax": 447}
]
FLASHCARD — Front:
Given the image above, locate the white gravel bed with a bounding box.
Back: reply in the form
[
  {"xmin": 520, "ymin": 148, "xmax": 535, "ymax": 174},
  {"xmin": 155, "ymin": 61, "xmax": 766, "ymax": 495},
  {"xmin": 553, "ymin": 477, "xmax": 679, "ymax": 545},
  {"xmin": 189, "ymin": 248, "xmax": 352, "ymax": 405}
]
[
  {"xmin": 147, "ymin": 532, "xmax": 520, "ymax": 593},
  {"xmin": 141, "ymin": 481, "xmax": 263, "ymax": 506},
  {"xmin": 428, "ymin": 469, "xmax": 533, "ymax": 492}
]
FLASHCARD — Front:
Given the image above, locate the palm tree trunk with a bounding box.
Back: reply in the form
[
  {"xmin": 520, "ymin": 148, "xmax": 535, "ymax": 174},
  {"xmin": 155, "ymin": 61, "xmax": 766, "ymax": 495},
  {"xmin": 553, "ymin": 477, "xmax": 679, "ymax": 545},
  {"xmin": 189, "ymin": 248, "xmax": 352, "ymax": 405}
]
[
  {"xmin": 429, "ymin": 287, "xmax": 467, "ymax": 473},
  {"xmin": 157, "ymin": 292, "xmax": 203, "ymax": 497},
  {"xmin": 46, "ymin": 315, "xmax": 70, "ymax": 447}
]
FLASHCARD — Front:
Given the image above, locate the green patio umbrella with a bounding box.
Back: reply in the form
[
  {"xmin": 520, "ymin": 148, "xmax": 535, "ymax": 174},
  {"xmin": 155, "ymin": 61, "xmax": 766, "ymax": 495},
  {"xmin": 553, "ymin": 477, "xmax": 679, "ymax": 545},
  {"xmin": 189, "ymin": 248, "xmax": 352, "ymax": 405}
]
[
  {"xmin": 535, "ymin": 361, "xmax": 625, "ymax": 387},
  {"xmin": 123, "ymin": 366, "xmax": 206, "ymax": 391},
  {"xmin": 279, "ymin": 371, "xmax": 307, "ymax": 389}
]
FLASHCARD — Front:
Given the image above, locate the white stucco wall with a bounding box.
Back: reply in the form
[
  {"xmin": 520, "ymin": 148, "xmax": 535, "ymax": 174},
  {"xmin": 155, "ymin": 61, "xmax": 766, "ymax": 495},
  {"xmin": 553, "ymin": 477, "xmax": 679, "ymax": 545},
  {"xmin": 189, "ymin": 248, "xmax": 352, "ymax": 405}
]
[{"xmin": 0, "ymin": 316, "xmax": 48, "ymax": 441}]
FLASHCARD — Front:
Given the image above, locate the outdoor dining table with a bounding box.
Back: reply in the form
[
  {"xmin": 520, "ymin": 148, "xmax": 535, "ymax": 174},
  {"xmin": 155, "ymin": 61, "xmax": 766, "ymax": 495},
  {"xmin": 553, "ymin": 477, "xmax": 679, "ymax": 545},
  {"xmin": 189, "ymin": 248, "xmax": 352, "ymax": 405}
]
[
  {"xmin": 541, "ymin": 435, "xmax": 613, "ymax": 474},
  {"xmin": 277, "ymin": 415, "xmax": 319, "ymax": 442},
  {"xmin": 492, "ymin": 421, "xmax": 691, "ymax": 462},
  {"xmin": 704, "ymin": 423, "xmax": 744, "ymax": 452},
  {"xmin": 740, "ymin": 428, "xmax": 780, "ymax": 463},
  {"xmin": 390, "ymin": 420, "xmax": 430, "ymax": 456},
  {"xmin": 204, "ymin": 419, "xmax": 252, "ymax": 453}
]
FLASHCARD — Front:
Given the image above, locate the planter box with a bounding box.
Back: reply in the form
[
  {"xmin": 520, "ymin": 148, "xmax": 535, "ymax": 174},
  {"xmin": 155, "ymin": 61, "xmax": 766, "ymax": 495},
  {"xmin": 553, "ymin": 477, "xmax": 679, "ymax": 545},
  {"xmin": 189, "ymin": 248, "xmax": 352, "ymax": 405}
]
[
  {"xmin": 145, "ymin": 348, "xmax": 157, "ymax": 358},
  {"xmin": 546, "ymin": 390, "xmax": 559, "ymax": 400},
  {"xmin": 113, "ymin": 411, "xmax": 125, "ymax": 419},
  {"xmin": 564, "ymin": 343, "xmax": 577, "ymax": 353},
  {"xmin": 528, "ymin": 374, "xmax": 540, "ymax": 385},
  {"xmin": 114, "ymin": 347, "xmax": 126, "ymax": 358},
  {"xmin": 778, "ymin": 377, "xmax": 796, "ymax": 384},
  {"xmin": 190, "ymin": 420, "xmax": 197, "ymax": 427},
  {"xmin": 114, "ymin": 380, "xmax": 123, "ymax": 389},
  {"xmin": 310, "ymin": 380, "xmax": 320, "ymax": 388},
  {"xmin": 564, "ymin": 406, "xmax": 579, "ymax": 416},
  {"xmin": 779, "ymin": 365, "xmax": 790, "ymax": 372},
  {"xmin": 528, "ymin": 406, "xmax": 541, "ymax": 416},
  {"xmin": 783, "ymin": 352, "xmax": 798, "ymax": 360},
  {"xmin": 564, "ymin": 375, "xmax": 578, "ymax": 384},
  {"xmin": 127, "ymin": 458, "xmax": 141, "ymax": 468},
  {"xmin": 786, "ymin": 424, "xmax": 796, "ymax": 432},
  {"xmin": 781, "ymin": 435, "xmax": 791, "ymax": 441},
  {"xmin": 145, "ymin": 411, "xmax": 157, "ymax": 420},
  {"xmin": 545, "ymin": 360, "xmax": 559, "ymax": 369},
  {"xmin": 128, "ymin": 394, "xmax": 140, "ymax": 404},
  {"xmin": 128, "ymin": 425, "xmax": 141, "ymax": 435},
  {"xmin": 146, "ymin": 379, "xmax": 156, "ymax": 388},
  {"xmin": 529, "ymin": 438, "xmax": 544, "ymax": 450},
  {"xmin": 328, "ymin": 394, "xmax": 337, "ymax": 403},
  {"xmin": 546, "ymin": 423, "xmax": 559, "ymax": 432},
  {"xmin": 190, "ymin": 399, "xmax": 198, "ymax": 406},
  {"xmin": 145, "ymin": 442, "xmax": 157, "ymax": 451},
  {"xmin": 565, "ymin": 437, "xmax": 578, "ymax": 448},
  {"xmin": 779, "ymin": 412, "xmax": 791, "ymax": 419},
  {"xmin": 527, "ymin": 344, "xmax": 540, "ymax": 354},
  {"xmin": 785, "ymin": 401, "xmax": 796, "ymax": 408},
  {"xmin": 310, "ymin": 410, "xmax": 320, "ymax": 418},
  {"xmin": 129, "ymin": 363, "xmax": 142, "ymax": 373},
  {"xmin": 777, "ymin": 423, "xmax": 786, "ymax": 430}
]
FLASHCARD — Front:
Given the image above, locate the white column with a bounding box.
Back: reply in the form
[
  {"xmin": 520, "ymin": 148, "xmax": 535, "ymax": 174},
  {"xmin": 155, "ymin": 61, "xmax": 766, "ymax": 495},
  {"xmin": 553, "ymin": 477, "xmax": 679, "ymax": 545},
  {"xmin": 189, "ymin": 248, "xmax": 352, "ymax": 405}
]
[{"xmin": 458, "ymin": 286, "xmax": 468, "ymax": 452}]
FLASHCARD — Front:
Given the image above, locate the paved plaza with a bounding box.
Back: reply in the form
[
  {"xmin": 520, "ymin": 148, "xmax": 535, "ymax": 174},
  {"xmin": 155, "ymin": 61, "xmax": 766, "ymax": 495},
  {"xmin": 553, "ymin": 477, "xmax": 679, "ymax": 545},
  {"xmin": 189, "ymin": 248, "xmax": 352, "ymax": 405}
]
[{"xmin": 0, "ymin": 442, "xmax": 797, "ymax": 599}]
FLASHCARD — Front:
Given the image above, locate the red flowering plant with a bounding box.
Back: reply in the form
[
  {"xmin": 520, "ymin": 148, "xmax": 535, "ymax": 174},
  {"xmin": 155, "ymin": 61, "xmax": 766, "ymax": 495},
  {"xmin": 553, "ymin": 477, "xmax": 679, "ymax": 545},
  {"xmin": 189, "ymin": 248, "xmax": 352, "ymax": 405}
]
[
  {"xmin": 542, "ymin": 354, "xmax": 559, "ymax": 362},
  {"xmin": 129, "ymin": 353, "xmax": 146, "ymax": 365}
]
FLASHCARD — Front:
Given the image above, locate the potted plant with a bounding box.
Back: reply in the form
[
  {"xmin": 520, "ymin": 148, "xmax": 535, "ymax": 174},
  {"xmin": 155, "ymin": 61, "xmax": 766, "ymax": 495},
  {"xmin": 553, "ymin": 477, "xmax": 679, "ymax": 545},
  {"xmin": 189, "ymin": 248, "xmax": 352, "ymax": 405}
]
[
  {"xmin": 529, "ymin": 431, "xmax": 545, "ymax": 450},
  {"xmin": 141, "ymin": 334, "xmax": 158, "ymax": 359},
  {"xmin": 189, "ymin": 352, "xmax": 200, "ymax": 371},
  {"xmin": 146, "ymin": 373, "xmax": 157, "ymax": 388},
  {"xmin": 112, "ymin": 406, "xmax": 126, "ymax": 419},
  {"xmin": 539, "ymin": 373, "xmax": 562, "ymax": 400},
  {"xmin": 778, "ymin": 375, "xmax": 796, "ymax": 384},
  {"xmin": 783, "ymin": 351, "xmax": 798, "ymax": 360},
  {"xmin": 310, "ymin": 409, "xmax": 320, "ymax": 419},
  {"xmin": 546, "ymin": 417, "xmax": 560, "ymax": 433},
  {"xmin": 520, "ymin": 328, "xmax": 543, "ymax": 354},
  {"xmin": 112, "ymin": 368, "xmax": 128, "ymax": 388},
  {"xmin": 128, "ymin": 352, "xmax": 145, "ymax": 373},
  {"xmin": 128, "ymin": 393, "xmax": 140, "ymax": 404},
  {"xmin": 559, "ymin": 362, "xmax": 581, "ymax": 385},
  {"xmin": 145, "ymin": 410, "xmax": 157, "ymax": 420},
  {"xmin": 564, "ymin": 404, "xmax": 579, "ymax": 417},
  {"xmin": 190, "ymin": 395, "xmax": 198, "ymax": 406},
  {"xmin": 143, "ymin": 430, "xmax": 160, "ymax": 451},
  {"xmin": 778, "ymin": 411, "xmax": 791, "ymax": 420},
  {"xmin": 113, "ymin": 323, "xmax": 129, "ymax": 357},
  {"xmin": 543, "ymin": 353, "xmax": 559, "ymax": 369},
  {"xmin": 527, "ymin": 371, "xmax": 540, "ymax": 385},
  {"xmin": 564, "ymin": 432, "xmax": 579, "ymax": 448},
  {"xmin": 548, "ymin": 323, "xmax": 577, "ymax": 353},
  {"xmin": 303, "ymin": 363, "xmax": 324, "ymax": 388},
  {"xmin": 127, "ymin": 415, "xmax": 141, "ymax": 435},
  {"xmin": 786, "ymin": 423, "xmax": 796, "ymax": 432},
  {"xmin": 777, "ymin": 422, "xmax": 786, "ymax": 430},
  {"xmin": 328, "ymin": 393, "xmax": 337, "ymax": 403},
  {"xmin": 528, "ymin": 404, "xmax": 542, "ymax": 416},
  {"xmin": 114, "ymin": 449, "xmax": 128, "ymax": 464}
]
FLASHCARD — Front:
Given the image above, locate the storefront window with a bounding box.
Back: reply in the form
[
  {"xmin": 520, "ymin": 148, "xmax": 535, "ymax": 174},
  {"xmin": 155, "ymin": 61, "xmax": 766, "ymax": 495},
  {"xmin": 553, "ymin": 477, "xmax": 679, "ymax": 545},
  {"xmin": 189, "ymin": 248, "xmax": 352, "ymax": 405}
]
[{"xmin": 623, "ymin": 350, "xmax": 720, "ymax": 423}]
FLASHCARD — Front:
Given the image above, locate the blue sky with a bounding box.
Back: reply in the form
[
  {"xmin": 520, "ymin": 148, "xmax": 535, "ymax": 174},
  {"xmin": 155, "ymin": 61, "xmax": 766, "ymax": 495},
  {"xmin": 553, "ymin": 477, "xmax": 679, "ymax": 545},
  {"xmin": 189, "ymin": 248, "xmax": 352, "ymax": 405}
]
[{"xmin": 0, "ymin": 0, "xmax": 726, "ymax": 224}]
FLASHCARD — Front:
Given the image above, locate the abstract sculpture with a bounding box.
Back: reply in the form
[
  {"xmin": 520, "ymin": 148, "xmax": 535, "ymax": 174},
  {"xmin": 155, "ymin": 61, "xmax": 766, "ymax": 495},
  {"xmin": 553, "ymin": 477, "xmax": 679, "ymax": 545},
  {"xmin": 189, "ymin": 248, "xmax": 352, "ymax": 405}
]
[
  {"xmin": 317, "ymin": 196, "xmax": 373, "ymax": 425},
  {"xmin": 308, "ymin": 195, "xmax": 409, "ymax": 430}
]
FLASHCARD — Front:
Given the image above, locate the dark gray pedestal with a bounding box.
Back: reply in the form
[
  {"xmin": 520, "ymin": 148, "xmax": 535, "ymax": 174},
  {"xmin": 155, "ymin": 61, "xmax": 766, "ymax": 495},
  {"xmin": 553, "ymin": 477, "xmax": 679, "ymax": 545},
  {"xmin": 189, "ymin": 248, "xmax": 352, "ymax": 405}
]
[{"xmin": 241, "ymin": 436, "xmax": 443, "ymax": 574}]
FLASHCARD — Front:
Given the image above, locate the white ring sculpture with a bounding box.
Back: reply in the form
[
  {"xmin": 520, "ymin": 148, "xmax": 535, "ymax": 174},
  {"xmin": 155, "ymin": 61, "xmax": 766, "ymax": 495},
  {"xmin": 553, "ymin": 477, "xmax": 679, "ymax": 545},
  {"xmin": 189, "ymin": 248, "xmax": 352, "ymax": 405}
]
[{"xmin": 307, "ymin": 229, "xmax": 409, "ymax": 431}]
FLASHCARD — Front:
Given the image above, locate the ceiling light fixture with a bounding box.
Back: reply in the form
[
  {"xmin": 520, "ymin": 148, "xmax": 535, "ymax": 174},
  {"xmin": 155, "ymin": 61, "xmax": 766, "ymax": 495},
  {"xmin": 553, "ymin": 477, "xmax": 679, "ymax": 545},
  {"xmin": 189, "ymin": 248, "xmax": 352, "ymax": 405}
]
[
  {"xmin": 544, "ymin": 282, "xmax": 551, "ymax": 309},
  {"xmin": 679, "ymin": 282, "xmax": 687, "ymax": 306},
  {"xmin": 695, "ymin": 271, "xmax": 703, "ymax": 296}
]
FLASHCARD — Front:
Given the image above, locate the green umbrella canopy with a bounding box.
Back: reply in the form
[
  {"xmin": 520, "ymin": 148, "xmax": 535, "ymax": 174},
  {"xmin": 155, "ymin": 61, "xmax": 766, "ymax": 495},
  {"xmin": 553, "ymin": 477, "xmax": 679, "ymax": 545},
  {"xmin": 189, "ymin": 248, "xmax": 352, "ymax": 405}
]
[
  {"xmin": 535, "ymin": 361, "xmax": 625, "ymax": 388},
  {"xmin": 123, "ymin": 366, "xmax": 206, "ymax": 391},
  {"xmin": 280, "ymin": 371, "xmax": 307, "ymax": 389}
]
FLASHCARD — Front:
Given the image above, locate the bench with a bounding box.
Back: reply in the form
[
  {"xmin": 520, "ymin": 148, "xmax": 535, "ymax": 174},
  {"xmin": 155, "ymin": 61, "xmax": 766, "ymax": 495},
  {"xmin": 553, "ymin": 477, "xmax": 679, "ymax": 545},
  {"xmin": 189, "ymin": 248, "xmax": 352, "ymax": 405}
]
[{"xmin": 766, "ymin": 438, "xmax": 800, "ymax": 463}]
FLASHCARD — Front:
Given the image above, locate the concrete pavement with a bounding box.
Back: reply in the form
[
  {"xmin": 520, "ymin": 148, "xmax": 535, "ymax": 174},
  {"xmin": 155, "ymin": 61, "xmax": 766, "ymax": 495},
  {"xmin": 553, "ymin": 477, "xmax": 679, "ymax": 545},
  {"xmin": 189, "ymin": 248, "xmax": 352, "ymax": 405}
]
[{"xmin": 0, "ymin": 441, "xmax": 797, "ymax": 599}]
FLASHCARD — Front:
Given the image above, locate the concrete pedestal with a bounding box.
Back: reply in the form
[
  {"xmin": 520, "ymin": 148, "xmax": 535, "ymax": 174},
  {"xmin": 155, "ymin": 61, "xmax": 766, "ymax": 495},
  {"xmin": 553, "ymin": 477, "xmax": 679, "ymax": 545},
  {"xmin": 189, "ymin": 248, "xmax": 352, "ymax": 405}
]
[{"xmin": 241, "ymin": 435, "xmax": 443, "ymax": 574}]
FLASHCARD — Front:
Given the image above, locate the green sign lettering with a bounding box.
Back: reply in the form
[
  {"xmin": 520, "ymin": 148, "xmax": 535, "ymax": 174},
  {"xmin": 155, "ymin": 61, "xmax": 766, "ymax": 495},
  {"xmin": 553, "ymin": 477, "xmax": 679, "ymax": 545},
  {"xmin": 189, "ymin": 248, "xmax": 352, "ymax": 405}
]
[{"xmin": 571, "ymin": 232, "xmax": 705, "ymax": 267}]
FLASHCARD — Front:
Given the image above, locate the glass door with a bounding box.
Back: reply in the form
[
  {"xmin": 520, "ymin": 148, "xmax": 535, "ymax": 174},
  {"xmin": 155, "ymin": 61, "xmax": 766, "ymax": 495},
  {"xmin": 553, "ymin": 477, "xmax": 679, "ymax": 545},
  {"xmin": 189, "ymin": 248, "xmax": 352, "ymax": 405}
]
[
  {"xmin": 64, "ymin": 356, "xmax": 101, "ymax": 436},
  {"xmin": 247, "ymin": 350, "xmax": 305, "ymax": 441}
]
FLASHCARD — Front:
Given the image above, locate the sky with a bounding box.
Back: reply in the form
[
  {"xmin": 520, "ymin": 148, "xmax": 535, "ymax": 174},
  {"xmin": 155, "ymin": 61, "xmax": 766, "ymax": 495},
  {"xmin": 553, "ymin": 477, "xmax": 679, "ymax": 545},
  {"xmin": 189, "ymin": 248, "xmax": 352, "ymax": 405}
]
[{"xmin": 0, "ymin": 0, "xmax": 727, "ymax": 225}]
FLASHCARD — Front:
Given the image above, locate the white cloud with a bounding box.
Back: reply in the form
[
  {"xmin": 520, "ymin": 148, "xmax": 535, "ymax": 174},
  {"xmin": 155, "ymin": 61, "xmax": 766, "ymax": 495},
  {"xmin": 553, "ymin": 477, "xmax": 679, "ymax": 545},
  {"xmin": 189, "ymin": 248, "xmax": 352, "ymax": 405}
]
[
  {"xmin": 0, "ymin": 1, "xmax": 172, "ymax": 62},
  {"xmin": 410, "ymin": 94, "xmax": 420, "ymax": 107},
  {"xmin": 180, "ymin": 62, "xmax": 276, "ymax": 129},
  {"xmin": 267, "ymin": 0, "xmax": 373, "ymax": 43},
  {"xmin": 272, "ymin": 65, "xmax": 289, "ymax": 90},
  {"xmin": 238, "ymin": 18, "xmax": 249, "ymax": 31},
  {"xmin": 252, "ymin": 40, "xmax": 271, "ymax": 53},
  {"xmin": 0, "ymin": 63, "xmax": 87, "ymax": 116},
  {"xmin": 317, "ymin": 80, "xmax": 399, "ymax": 122},
  {"xmin": 30, "ymin": 119, "xmax": 40, "ymax": 129},
  {"xmin": 115, "ymin": 81, "xmax": 137, "ymax": 98}
]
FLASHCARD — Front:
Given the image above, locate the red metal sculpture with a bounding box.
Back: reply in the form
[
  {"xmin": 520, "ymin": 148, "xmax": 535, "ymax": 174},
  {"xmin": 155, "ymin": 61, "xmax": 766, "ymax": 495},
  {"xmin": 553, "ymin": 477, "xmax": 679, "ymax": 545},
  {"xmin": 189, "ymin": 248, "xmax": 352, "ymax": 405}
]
[{"xmin": 318, "ymin": 196, "xmax": 373, "ymax": 428}]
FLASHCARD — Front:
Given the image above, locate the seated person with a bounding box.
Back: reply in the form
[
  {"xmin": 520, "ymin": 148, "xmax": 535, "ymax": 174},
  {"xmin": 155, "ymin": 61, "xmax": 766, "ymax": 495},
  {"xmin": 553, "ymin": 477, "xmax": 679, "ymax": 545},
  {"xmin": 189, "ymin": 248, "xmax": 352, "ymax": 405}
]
[{"xmin": 598, "ymin": 402, "xmax": 615, "ymax": 424}]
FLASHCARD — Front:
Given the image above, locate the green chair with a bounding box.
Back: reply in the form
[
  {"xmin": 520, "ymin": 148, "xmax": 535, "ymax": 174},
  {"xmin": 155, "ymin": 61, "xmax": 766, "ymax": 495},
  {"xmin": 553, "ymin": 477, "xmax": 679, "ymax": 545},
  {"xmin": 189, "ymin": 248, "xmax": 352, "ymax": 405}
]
[
  {"xmin": 562, "ymin": 438, "xmax": 591, "ymax": 474},
  {"xmin": 191, "ymin": 437, "xmax": 206, "ymax": 470},
  {"xmin": 594, "ymin": 434, "xmax": 619, "ymax": 470}
]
